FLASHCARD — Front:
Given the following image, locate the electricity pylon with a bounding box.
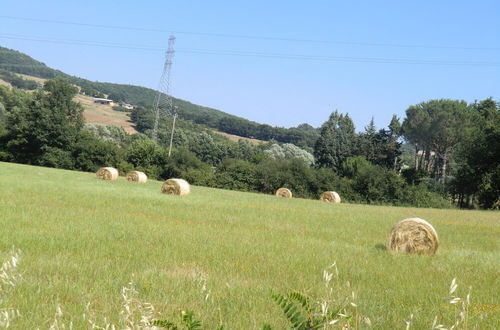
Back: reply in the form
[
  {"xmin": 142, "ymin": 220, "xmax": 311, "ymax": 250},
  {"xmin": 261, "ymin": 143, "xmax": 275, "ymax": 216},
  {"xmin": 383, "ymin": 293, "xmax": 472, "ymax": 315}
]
[{"xmin": 152, "ymin": 35, "xmax": 176, "ymax": 157}]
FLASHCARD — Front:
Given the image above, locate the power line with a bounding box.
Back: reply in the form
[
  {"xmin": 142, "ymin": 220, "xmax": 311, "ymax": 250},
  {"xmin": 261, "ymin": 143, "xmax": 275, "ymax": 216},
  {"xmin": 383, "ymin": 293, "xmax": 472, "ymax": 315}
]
[
  {"xmin": 1, "ymin": 15, "xmax": 499, "ymax": 51},
  {"xmin": 177, "ymin": 48, "xmax": 500, "ymax": 67},
  {"xmin": 1, "ymin": 34, "xmax": 499, "ymax": 67},
  {"xmin": 0, "ymin": 34, "xmax": 165, "ymax": 51}
]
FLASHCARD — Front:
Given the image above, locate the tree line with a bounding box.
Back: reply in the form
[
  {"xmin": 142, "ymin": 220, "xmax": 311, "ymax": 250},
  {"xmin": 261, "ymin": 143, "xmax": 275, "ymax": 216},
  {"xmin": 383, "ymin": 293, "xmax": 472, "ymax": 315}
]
[{"xmin": 0, "ymin": 78, "xmax": 498, "ymax": 209}]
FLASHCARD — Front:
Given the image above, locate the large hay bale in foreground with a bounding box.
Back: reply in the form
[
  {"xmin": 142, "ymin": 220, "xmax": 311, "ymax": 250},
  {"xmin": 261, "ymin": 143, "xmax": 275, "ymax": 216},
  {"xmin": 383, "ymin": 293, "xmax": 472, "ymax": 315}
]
[
  {"xmin": 161, "ymin": 178, "xmax": 190, "ymax": 196},
  {"xmin": 275, "ymin": 187, "xmax": 292, "ymax": 198},
  {"xmin": 387, "ymin": 218, "xmax": 439, "ymax": 256},
  {"xmin": 126, "ymin": 171, "xmax": 147, "ymax": 183},
  {"xmin": 96, "ymin": 167, "xmax": 119, "ymax": 180},
  {"xmin": 320, "ymin": 191, "xmax": 341, "ymax": 203}
]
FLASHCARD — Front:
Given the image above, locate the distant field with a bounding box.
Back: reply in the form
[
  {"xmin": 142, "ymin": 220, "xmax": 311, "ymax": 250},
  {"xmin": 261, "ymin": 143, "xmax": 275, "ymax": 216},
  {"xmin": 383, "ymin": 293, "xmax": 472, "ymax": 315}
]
[
  {"xmin": 212, "ymin": 130, "xmax": 266, "ymax": 145},
  {"xmin": 17, "ymin": 73, "xmax": 47, "ymax": 85},
  {"xmin": 75, "ymin": 94, "xmax": 138, "ymax": 134},
  {"xmin": 0, "ymin": 78, "xmax": 10, "ymax": 87},
  {"xmin": 0, "ymin": 162, "xmax": 499, "ymax": 328}
]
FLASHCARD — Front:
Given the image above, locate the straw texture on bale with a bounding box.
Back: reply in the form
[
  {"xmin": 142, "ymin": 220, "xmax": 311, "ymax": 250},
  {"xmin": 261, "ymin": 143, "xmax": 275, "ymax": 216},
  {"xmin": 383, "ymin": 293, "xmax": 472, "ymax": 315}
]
[
  {"xmin": 126, "ymin": 171, "xmax": 147, "ymax": 183},
  {"xmin": 320, "ymin": 191, "xmax": 341, "ymax": 203},
  {"xmin": 161, "ymin": 178, "xmax": 190, "ymax": 196},
  {"xmin": 387, "ymin": 218, "xmax": 439, "ymax": 256},
  {"xmin": 275, "ymin": 188, "xmax": 292, "ymax": 198},
  {"xmin": 96, "ymin": 167, "xmax": 119, "ymax": 180}
]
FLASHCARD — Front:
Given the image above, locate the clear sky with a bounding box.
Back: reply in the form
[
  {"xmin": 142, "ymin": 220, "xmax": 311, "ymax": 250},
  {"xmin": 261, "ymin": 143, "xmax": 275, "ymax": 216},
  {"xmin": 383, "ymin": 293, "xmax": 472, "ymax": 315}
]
[{"xmin": 1, "ymin": 1, "xmax": 499, "ymax": 130}]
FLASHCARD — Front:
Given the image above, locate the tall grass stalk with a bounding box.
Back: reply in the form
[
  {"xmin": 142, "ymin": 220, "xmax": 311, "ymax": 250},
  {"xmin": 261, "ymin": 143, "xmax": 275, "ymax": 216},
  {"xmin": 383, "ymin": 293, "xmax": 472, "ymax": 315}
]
[{"xmin": 0, "ymin": 249, "xmax": 21, "ymax": 329}]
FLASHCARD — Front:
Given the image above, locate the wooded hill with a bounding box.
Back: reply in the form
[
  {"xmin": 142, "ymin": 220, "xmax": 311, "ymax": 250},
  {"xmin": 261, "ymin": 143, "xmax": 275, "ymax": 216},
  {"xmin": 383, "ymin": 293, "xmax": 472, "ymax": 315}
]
[{"xmin": 0, "ymin": 46, "xmax": 319, "ymax": 148}]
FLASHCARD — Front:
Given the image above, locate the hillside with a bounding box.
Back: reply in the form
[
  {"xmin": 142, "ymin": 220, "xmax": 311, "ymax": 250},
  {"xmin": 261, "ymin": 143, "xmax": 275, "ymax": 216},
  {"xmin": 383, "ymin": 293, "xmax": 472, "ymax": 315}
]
[
  {"xmin": 0, "ymin": 72, "xmax": 140, "ymax": 134},
  {"xmin": 1, "ymin": 162, "xmax": 499, "ymax": 328},
  {"xmin": 75, "ymin": 94, "xmax": 138, "ymax": 134},
  {"xmin": 0, "ymin": 46, "xmax": 319, "ymax": 147}
]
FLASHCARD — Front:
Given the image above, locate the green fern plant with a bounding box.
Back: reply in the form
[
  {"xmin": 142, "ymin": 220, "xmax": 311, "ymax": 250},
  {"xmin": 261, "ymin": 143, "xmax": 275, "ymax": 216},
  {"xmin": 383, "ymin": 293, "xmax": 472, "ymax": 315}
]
[
  {"xmin": 271, "ymin": 291, "xmax": 347, "ymax": 330},
  {"xmin": 270, "ymin": 263, "xmax": 361, "ymax": 329},
  {"xmin": 272, "ymin": 292, "xmax": 315, "ymax": 329}
]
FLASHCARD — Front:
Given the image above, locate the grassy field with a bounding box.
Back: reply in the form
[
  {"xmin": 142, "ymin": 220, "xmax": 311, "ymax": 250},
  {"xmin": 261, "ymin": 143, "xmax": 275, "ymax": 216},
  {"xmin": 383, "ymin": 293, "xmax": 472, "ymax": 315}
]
[
  {"xmin": 212, "ymin": 130, "xmax": 266, "ymax": 145},
  {"xmin": 75, "ymin": 94, "xmax": 138, "ymax": 134},
  {"xmin": 0, "ymin": 162, "xmax": 499, "ymax": 329}
]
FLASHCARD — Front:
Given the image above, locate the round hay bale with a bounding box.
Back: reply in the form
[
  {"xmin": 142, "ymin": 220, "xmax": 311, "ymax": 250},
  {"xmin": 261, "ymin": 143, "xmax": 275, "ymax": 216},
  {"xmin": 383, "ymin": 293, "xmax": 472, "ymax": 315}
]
[
  {"xmin": 320, "ymin": 191, "xmax": 341, "ymax": 203},
  {"xmin": 387, "ymin": 218, "xmax": 439, "ymax": 256},
  {"xmin": 126, "ymin": 171, "xmax": 148, "ymax": 183},
  {"xmin": 161, "ymin": 178, "xmax": 190, "ymax": 196},
  {"xmin": 275, "ymin": 187, "xmax": 292, "ymax": 198},
  {"xmin": 96, "ymin": 167, "xmax": 119, "ymax": 180}
]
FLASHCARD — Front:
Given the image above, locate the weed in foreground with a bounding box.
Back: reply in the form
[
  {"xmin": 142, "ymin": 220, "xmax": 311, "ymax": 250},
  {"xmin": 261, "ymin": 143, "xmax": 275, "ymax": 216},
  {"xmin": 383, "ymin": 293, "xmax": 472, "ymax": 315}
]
[{"xmin": 0, "ymin": 248, "xmax": 21, "ymax": 328}]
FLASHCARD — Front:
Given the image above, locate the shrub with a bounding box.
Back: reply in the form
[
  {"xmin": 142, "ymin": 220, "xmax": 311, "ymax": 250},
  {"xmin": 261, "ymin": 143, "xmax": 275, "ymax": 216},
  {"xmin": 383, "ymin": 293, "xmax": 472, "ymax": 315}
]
[
  {"xmin": 398, "ymin": 183, "xmax": 454, "ymax": 208},
  {"xmin": 164, "ymin": 149, "xmax": 215, "ymax": 185},
  {"xmin": 264, "ymin": 143, "xmax": 315, "ymax": 166},
  {"xmin": 72, "ymin": 131, "xmax": 125, "ymax": 172},
  {"xmin": 257, "ymin": 158, "xmax": 317, "ymax": 198},
  {"xmin": 126, "ymin": 139, "xmax": 167, "ymax": 180},
  {"xmin": 37, "ymin": 146, "xmax": 74, "ymax": 169},
  {"xmin": 214, "ymin": 158, "xmax": 259, "ymax": 192},
  {"xmin": 83, "ymin": 123, "xmax": 129, "ymax": 146},
  {"xmin": 343, "ymin": 156, "xmax": 404, "ymax": 204}
]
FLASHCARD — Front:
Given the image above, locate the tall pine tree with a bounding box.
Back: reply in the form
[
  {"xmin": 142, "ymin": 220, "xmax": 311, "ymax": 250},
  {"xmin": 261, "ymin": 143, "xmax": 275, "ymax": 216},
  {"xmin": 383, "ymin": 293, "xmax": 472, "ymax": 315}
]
[{"xmin": 314, "ymin": 110, "xmax": 355, "ymax": 170}]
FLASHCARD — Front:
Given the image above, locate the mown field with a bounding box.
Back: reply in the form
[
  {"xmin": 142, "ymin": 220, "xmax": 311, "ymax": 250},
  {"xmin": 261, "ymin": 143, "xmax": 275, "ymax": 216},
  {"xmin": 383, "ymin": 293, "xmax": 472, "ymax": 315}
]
[{"xmin": 0, "ymin": 161, "xmax": 499, "ymax": 329}]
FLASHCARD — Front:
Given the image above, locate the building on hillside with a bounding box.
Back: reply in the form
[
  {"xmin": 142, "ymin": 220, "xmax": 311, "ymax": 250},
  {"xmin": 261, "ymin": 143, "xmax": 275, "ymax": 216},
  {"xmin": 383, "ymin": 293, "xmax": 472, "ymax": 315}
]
[
  {"xmin": 119, "ymin": 102, "xmax": 134, "ymax": 110},
  {"xmin": 93, "ymin": 98, "xmax": 115, "ymax": 106}
]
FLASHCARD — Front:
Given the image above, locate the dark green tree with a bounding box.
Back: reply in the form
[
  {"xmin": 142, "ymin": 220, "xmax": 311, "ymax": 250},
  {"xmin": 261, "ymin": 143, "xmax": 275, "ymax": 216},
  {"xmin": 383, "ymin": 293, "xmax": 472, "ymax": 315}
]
[
  {"xmin": 402, "ymin": 99, "xmax": 470, "ymax": 182},
  {"xmin": 451, "ymin": 98, "xmax": 499, "ymax": 208},
  {"xmin": 314, "ymin": 111, "xmax": 355, "ymax": 170},
  {"xmin": 354, "ymin": 117, "xmax": 377, "ymax": 164},
  {"xmin": 388, "ymin": 114, "xmax": 402, "ymax": 138},
  {"xmin": 4, "ymin": 78, "xmax": 83, "ymax": 165}
]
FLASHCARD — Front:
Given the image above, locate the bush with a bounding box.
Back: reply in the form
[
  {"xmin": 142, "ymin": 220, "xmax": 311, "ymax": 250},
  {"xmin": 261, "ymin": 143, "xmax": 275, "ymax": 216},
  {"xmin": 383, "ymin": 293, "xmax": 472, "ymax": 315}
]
[
  {"xmin": 214, "ymin": 159, "xmax": 259, "ymax": 192},
  {"xmin": 257, "ymin": 158, "xmax": 317, "ymax": 198},
  {"xmin": 84, "ymin": 123, "xmax": 129, "ymax": 147},
  {"xmin": 342, "ymin": 156, "xmax": 404, "ymax": 204},
  {"xmin": 398, "ymin": 183, "xmax": 454, "ymax": 208},
  {"xmin": 310, "ymin": 167, "xmax": 342, "ymax": 198},
  {"xmin": 72, "ymin": 131, "xmax": 125, "ymax": 172},
  {"xmin": 37, "ymin": 146, "xmax": 74, "ymax": 169},
  {"xmin": 164, "ymin": 149, "xmax": 215, "ymax": 185},
  {"xmin": 477, "ymin": 165, "xmax": 500, "ymax": 209},
  {"xmin": 126, "ymin": 139, "xmax": 167, "ymax": 180},
  {"xmin": 264, "ymin": 143, "xmax": 315, "ymax": 166}
]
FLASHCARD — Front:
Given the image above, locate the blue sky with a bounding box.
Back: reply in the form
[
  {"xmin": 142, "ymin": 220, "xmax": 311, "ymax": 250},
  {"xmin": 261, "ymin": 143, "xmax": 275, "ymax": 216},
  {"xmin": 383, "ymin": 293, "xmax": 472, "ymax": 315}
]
[{"xmin": 1, "ymin": 1, "xmax": 499, "ymax": 130}]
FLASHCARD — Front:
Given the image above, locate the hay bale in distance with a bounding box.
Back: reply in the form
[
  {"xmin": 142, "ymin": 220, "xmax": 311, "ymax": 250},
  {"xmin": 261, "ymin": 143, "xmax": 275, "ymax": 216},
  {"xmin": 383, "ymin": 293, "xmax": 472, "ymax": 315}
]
[
  {"xmin": 126, "ymin": 171, "xmax": 147, "ymax": 183},
  {"xmin": 96, "ymin": 167, "xmax": 119, "ymax": 180},
  {"xmin": 275, "ymin": 187, "xmax": 292, "ymax": 198},
  {"xmin": 387, "ymin": 218, "xmax": 439, "ymax": 256},
  {"xmin": 320, "ymin": 191, "xmax": 341, "ymax": 203},
  {"xmin": 161, "ymin": 178, "xmax": 190, "ymax": 196}
]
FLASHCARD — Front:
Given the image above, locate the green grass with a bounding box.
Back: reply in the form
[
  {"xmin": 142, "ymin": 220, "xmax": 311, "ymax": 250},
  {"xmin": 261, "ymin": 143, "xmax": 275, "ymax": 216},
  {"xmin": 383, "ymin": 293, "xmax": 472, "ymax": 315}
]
[{"xmin": 0, "ymin": 161, "xmax": 499, "ymax": 329}]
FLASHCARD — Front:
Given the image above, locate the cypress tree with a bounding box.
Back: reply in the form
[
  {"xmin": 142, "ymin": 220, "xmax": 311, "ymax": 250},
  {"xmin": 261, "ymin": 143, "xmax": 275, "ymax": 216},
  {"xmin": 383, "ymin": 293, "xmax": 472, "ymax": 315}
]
[{"xmin": 314, "ymin": 110, "xmax": 355, "ymax": 170}]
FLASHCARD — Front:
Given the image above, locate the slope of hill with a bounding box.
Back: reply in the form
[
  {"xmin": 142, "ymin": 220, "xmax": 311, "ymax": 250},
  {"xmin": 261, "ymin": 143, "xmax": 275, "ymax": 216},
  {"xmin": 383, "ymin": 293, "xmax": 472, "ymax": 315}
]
[
  {"xmin": 1, "ymin": 162, "xmax": 499, "ymax": 328},
  {"xmin": 0, "ymin": 71, "xmax": 139, "ymax": 133},
  {"xmin": 75, "ymin": 94, "xmax": 138, "ymax": 134},
  {"xmin": 0, "ymin": 46, "xmax": 319, "ymax": 147}
]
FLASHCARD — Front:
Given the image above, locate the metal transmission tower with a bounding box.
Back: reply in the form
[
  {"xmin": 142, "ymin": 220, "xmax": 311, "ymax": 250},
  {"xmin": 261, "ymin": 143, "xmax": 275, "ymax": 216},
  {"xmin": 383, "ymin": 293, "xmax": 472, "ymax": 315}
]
[{"xmin": 152, "ymin": 35, "xmax": 177, "ymax": 156}]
